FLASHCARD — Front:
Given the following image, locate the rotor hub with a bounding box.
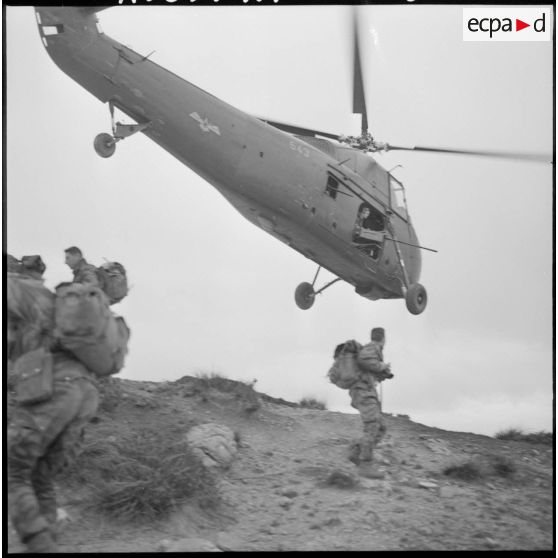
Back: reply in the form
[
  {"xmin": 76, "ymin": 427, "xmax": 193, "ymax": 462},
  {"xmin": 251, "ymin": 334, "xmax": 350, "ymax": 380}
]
[{"xmin": 338, "ymin": 133, "xmax": 389, "ymax": 153}]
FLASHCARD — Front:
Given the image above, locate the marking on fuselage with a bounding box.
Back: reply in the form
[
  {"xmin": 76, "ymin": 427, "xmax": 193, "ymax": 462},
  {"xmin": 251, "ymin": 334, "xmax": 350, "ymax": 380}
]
[{"xmin": 190, "ymin": 112, "xmax": 221, "ymax": 136}]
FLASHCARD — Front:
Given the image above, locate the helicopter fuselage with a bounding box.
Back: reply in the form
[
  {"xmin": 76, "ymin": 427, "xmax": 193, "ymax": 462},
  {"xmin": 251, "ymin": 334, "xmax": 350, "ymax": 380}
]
[{"xmin": 34, "ymin": 7, "xmax": 422, "ymax": 304}]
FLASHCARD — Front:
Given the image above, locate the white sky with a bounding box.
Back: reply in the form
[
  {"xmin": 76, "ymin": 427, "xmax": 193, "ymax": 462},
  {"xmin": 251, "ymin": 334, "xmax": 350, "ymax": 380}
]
[{"xmin": 5, "ymin": 5, "xmax": 554, "ymax": 436}]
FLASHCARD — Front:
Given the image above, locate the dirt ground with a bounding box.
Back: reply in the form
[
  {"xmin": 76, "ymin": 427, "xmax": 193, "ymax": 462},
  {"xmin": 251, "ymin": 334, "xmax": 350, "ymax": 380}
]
[{"xmin": 7, "ymin": 376, "xmax": 554, "ymax": 552}]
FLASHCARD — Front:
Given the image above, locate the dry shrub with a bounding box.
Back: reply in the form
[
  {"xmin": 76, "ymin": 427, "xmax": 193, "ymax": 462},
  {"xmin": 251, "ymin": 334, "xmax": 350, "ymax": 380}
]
[
  {"xmin": 194, "ymin": 372, "xmax": 260, "ymax": 412},
  {"xmin": 96, "ymin": 377, "xmax": 124, "ymax": 414},
  {"xmin": 323, "ymin": 470, "xmax": 358, "ymax": 489},
  {"xmin": 299, "ymin": 397, "xmax": 327, "ymax": 410},
  {"xmin": 495, "ymin": 428, "xmax": 553, "ymax": 446},
  {"xmin": 443, "ymin": 454, "xmax": 517, "ymax": 482},
  {"xmin": 66, "ymin": 423, "xmax": 220, "ymax": 523},
  {"xmin": 443, "ymin": 461, "xmax": 483, "ymax": 481},
  {"xmin": 489, "ymin": 455, "xmax": 516, "ymax": 477},
  {"xmin": 195, "ymin": 371, "xmax": 232, "ymax": 392}
]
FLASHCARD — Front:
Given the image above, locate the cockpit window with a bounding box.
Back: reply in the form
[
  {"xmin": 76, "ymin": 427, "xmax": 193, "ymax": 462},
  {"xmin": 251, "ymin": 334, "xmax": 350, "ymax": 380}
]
[{"xmin": 389, "ymin": 175, "xmax": 408, "ymax": 221}]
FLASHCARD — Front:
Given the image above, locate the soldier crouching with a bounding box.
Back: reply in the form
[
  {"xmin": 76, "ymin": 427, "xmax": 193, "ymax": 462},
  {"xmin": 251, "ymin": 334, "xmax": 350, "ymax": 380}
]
[
  {"xmin": 7, "ymin": 267, "xmax": 100, "ymax": 553},
  {"xmin": 7, "ymin": 353, "xmax": 99, "ymax": 553}
]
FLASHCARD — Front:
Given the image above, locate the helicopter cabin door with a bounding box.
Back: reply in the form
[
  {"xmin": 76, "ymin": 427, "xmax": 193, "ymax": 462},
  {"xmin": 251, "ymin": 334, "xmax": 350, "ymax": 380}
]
[{"xmin": 314, "ymin": 167, "xmax": 387, "ymax": 262}]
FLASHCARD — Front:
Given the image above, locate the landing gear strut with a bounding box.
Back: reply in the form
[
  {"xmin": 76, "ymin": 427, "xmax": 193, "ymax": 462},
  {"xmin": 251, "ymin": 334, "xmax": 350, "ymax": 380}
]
[
  {"xmin": 94, "ymin": 101, "xmax": 151, "ymax": 158},
  {"xmin": 294, "ymin": 267, "xmax": 341, "ymax": 310},
  {"xmin": 386, "ymin": 219, "xmax": 428, "ymax": 315}
]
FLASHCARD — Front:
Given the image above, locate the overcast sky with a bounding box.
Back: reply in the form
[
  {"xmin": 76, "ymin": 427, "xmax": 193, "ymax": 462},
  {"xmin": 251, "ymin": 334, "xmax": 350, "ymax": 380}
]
[{"xmin": 5, "ymin": 5, "xmax": 554, "ymax": 436}]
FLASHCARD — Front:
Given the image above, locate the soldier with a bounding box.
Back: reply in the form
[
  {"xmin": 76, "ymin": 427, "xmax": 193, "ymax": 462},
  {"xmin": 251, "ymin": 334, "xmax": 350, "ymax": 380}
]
[
  {"xmin": 7, "ymin": 253, "xmax": 23, "ymax": 274},
  {"xmin": 347, "ymin": 327, "xmax": 393, "ymax": 479},
  {"xmin": 20, "ymin": 255, "xmax": 47, "ymax": 281},
  {"xmin": 64, "ymin": 246, "xmax": 100, "ymax": 287},
  {"xmin": 7, "ymin": 273, "xmax": 100, "ymax": 552}
]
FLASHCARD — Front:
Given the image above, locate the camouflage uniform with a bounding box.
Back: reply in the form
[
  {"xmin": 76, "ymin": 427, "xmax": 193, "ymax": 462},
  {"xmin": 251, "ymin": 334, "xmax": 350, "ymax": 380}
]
[
  {"xmin": 7, "ymin": 274, "xmax": 99, "ymax": 553},
  {"xmin": 72, "ymin": 257, "xmax": 100, "ymax": 287},
  {"xmin": 349, "ymin": 340, "xmax": 388, "ymax": 464}
]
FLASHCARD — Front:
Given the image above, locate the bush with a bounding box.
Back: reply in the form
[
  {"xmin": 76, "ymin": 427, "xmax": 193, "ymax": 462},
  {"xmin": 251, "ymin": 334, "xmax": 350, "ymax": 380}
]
[
  {"xmin": 495, "ymin": 428, "xmax": 553, "ymax": 446},
  {"xmin": 323, "ymin": 470, "xmax": 358, "ymax": 489},
  {"xmin": 194, "ymin": 372, "xmax": 260, "ymax": 412},
  {"xmin": 299, "ymin": 397, "xmax": 327, "ymax": 410},
  {"xmin": 443, "ymin": 461, "xmax": 483, "ymax": 481},
  {"xmin": 489, "ymin": 455, "xmax": 516, "ymax": 477},
  {"xmin": 443, "ymin": 454, "xmax": 517, "ymax": 482},
  {"xmin": 96, "ymin": 377, "xmax": 124, "ymax": 414},
  {"xmin": 195, "ymin": 371, "xmax": 230, "ymax": 390},
  {"xmin": 66, "ymin": 423, "xmax": 220, "ymax": 523}
]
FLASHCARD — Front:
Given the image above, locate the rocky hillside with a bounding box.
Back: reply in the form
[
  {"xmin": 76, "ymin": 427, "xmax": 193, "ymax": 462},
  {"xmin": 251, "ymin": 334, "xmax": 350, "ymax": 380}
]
[{"xmin": 7, "ymin": 374, "xmax": 554, "ymax": 552}]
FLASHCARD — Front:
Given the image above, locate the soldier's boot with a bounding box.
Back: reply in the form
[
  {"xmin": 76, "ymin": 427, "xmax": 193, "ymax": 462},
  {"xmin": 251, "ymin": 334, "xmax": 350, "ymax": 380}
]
[
  {"xmin": 358, "ymin": 462, "xmax": 385, "ymax": 480},
  {"xmin": 24, "ymin": 529, "xmax": 58, "ymax": 553},
  {"xmin": 357, "ymin": 441, "xmax": 385, "ymax": 480},
  {"xmin": 348, "ymin": 442, "xmax": 361, "ymax": 465},
  {"xmin": 43, "ymin": 510, "xmax": 59, "ymax": 543},
  {"xmin": 359, "ymin": 440, "xmax": 374, "ymax": 462}
]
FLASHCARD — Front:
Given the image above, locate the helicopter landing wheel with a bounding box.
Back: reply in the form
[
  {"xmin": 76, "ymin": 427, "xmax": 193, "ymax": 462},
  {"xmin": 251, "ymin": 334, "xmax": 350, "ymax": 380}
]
[
  {"xmin": 295, "ymin": 282, "xmax": 316, "ymax": 310},
  {"xmin": 405, "ymin": 283, "xmax": 427, "ymax": 315},
  {"xmin": 94, "ymin": 133, "xmax": 116, "ymax": 158}
]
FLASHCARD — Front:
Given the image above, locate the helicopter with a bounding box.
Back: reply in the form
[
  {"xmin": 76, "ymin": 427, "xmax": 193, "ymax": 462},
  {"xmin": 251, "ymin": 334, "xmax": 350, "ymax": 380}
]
[{"xmin": 33, "ymin": 6, "xmax": 548, "ymax": 315}]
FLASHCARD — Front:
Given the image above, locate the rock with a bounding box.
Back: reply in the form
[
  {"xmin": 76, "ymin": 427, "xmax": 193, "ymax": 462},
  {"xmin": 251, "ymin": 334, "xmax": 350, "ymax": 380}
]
[
  {"xmin": 438, "ymin": 485, "xmax": 465, "ymax": 498},
  {"xmin": 281, "ymin": 489, "xmax": 299, "ymax": 499},
  {"xmin": 186, "ymin": 423, "xmax": 238, "ymax": 469},
  {"xmin": 278, "ymin": 497, "xmax": 293, "ymax": 509},
  {"xmin": 157, "ymin": 539, "xmax": 172, "ymax": 552},
  {"xmin": 323, "ymin": 469, "xmax": 359, "ymax": 489},
  {"xmin": 164, "ymin": 538, "xmax": 222, "ymax": 552},
  {"xmin": 56, "ymin": 508, "xmax": 70, "ymax": 523},
  {"xmin": 322, "ymin": 517, "xmax": 342, "ymax": 527},
  {"xmin": 399, "ymin": 479, "xmax": 420, "ymax": 489},
  {"xmin": 485, "ymin": 537, "xmax": 499, "ymax": 549},
  {"xmin": 424, "ymin": 438, "xmax": 451, "ymax": 455},
  {"xmin": 216, "ymin": 532, "xmax": 245, "ymax": 551},
  {"xmin": 360, "ymin": 478, "xmax": 385, "ymax": 490},
  {"xmin": 419, "ymin": 481, "xmax": 438, "ymax": 489},
  {"xmin": 419, "ymin": 526, "xmax": 434, "ymax": 536}
]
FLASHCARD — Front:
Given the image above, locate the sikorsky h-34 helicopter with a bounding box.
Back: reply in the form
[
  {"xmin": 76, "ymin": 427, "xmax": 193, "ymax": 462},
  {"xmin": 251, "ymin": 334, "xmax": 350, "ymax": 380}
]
[{"xmin": 33, "ymin": 6, "xmax": 548, "ymax": 315}]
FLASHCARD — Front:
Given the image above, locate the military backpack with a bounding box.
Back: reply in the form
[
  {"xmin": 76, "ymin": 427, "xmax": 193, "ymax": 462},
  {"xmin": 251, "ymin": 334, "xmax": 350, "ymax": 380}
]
[
  {"xmin": 95, "ymin": 261, "xmax": 128, "ymax": 305},
  {"xmin": 327, "ymin": 347, "xmax": 361, "ymax": 389},
  {"xmin": 54, "ymin": 283, "xmax": 130, "ymax": 377}
]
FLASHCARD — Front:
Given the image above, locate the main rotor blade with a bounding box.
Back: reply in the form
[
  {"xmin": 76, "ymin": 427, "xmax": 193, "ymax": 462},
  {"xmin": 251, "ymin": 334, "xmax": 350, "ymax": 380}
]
[
  {"xmin": 258, "ymin": 118, "xmax": 341, "ymax": 140},
  {"xmin": 352, "ymin": 7, "xmax": 369, "ymax": 135},
  {"xmin": 387, "ymin": 144, "xmax": 552, "ymax": 163}
]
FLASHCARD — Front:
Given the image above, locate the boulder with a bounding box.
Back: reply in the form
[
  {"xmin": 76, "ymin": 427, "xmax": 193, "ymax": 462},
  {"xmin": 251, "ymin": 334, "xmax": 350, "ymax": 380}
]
[{"xmin": 186, "ymin": 423, "xmax": 238, "ymax": 468}]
